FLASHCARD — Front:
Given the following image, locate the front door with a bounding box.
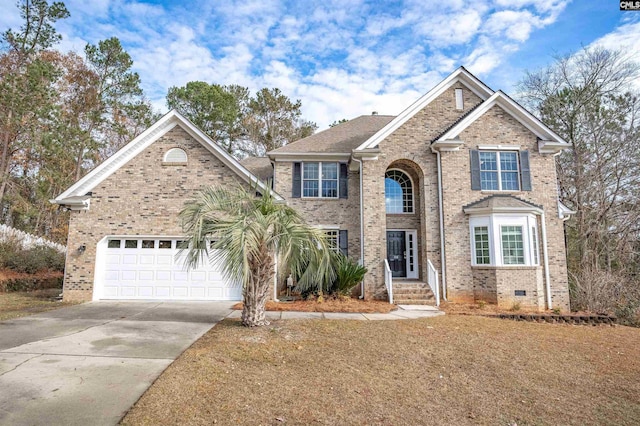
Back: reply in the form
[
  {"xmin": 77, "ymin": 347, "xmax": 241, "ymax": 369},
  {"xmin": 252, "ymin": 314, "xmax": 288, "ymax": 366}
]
[{"xmin": 387, "ymin": 231, "xmax": 406, "ymax": 277}]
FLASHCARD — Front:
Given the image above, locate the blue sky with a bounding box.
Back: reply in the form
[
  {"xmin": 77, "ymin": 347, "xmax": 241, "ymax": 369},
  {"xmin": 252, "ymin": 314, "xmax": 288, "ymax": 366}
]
[{"xmin": 1, "ymin": 0, "xmax": 638, "ymax": 128}]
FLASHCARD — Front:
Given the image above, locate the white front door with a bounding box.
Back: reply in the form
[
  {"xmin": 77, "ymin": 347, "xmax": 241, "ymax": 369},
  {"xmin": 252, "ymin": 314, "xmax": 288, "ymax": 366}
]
[{"xmin": 95, "ymin": 237, "xmax": 242, "ymax": 301}]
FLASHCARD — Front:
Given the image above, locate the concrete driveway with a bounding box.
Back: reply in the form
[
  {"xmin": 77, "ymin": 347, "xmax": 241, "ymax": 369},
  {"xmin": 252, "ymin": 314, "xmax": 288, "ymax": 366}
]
[{"xmin": 0, "ymin": 301, "xmax": 234, "ymax": 426}]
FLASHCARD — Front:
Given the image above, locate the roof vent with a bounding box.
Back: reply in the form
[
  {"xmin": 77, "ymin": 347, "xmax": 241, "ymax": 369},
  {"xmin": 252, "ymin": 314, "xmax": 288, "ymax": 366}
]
[{"xmin": 371, "ymin": 111, "xmax": 378, "ymax": 115}]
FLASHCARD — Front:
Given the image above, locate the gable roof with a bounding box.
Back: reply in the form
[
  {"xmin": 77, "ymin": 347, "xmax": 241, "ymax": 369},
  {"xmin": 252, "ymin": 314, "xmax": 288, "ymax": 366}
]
[
  {"xmin": 268, "ymin": 114, "xmax": 394, "ymax": 157},
  {"xmin": 355, "ymin": 66, "xmax": 494, "ymax": 151},
  {"xmin": 435, "ymin": 90, "xmax": 569, "ymax": 144},
  {"xmin": 463, "ymin": 194, "xmax": 543, "ymax": 215},
  {"xmin": 53, "ymin": 109, "xmax": 283, "ymax": 208}
]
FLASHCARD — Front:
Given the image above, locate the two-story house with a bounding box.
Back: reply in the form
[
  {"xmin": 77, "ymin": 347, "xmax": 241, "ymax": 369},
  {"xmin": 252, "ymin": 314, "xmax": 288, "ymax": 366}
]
[{"xmin": 54, "ymin": 67, "xmax": 572, "ymax": 311}]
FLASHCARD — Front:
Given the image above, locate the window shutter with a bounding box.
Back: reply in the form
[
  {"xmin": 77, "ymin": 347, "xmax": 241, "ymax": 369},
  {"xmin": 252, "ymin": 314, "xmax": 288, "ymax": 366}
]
[
  {"xmin": 520, "ymin": 150, "xmax": 532, "ymax": 191},
  {"xmin": 339, "ymin": 163, "xmax": 348, "ymax": 199},
  {"xmin": 470, "ymin": 150, "xmax": 481, "ymax": 190},
  {"xmin": 292, "ymin": 162, "xmax": 301, "ymax": 198},
  {"xmin": 339, "ymin": 230, "xmax": 348, "ymax": 256}
]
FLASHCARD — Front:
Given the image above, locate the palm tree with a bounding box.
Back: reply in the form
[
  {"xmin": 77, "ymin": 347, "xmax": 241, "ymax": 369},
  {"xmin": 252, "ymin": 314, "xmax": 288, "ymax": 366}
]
[{"xmin": 179, "ymin": 183, "xmax": 333, "ymax": 327}]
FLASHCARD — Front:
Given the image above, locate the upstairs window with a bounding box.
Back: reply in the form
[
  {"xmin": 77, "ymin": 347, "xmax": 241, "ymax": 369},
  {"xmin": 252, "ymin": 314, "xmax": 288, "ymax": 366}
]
[
  {"xmin": 470, "ymin": 149, "xmax": 531, "ymax": 191},
  {"xmin": 293, "ymin": 162, "xmax": 347, "ymax": 199},
  {"xmin": 480, "ymin": 151, "xmax": 519, "ymax": 191},
  {"xmin": 385, "ymin": 170, "xmax": 413, "ymax": 213},
  {"xmin": 163, "ymin": 148, "xmax": 187, "ymax": 163}
]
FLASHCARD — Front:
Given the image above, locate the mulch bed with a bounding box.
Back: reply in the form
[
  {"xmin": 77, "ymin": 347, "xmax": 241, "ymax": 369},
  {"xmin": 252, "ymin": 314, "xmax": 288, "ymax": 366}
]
[{"xmin": 232, "ymin": 298, "xmax": 397, "ymax": 313}]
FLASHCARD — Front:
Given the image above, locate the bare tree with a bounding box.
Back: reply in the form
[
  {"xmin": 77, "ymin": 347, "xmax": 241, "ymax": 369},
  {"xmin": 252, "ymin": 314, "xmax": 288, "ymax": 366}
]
[{"xmin": 519, "ymin": 47, "xmax": 640, "ymax": 323}]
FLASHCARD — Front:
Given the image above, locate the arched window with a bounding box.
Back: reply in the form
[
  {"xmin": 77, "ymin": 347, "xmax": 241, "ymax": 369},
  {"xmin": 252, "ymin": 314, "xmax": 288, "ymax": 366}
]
[
  {"xmin": 385, "ymin": 170, "xmax": 413, "ymax": 213},
  {"xmin": 163, "ymin": 148, "xmax": 187, "ymax": 163}
]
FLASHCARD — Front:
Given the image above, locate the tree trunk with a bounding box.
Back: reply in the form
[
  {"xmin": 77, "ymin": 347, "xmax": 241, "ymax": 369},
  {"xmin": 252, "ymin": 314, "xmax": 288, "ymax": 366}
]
[{"xmin": 241, "ymin": 252, "xmax": 274, "ymax": 327}]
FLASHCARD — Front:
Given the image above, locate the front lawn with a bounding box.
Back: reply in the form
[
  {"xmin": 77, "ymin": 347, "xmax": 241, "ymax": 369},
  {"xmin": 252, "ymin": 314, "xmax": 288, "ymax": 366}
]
[
  {"xmin": 0, "ymin": 289, "xmax": 74, "ymax": 321},
  {"xmin": 122, "ymin": 316, "xmax": 640, "ymax": 425}
]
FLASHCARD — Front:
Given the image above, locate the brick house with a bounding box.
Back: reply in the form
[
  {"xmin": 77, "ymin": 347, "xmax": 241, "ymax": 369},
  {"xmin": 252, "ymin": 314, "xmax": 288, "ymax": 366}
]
[{"xmin": 54, "ymin": 67, "xmax": 573, "ymax": 311}]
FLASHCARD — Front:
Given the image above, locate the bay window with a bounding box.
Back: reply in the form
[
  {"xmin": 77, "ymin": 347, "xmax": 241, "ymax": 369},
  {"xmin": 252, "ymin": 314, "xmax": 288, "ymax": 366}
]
[{"xmin": 470, "ymin": 215, "xmax": 539, "ymax": 266}]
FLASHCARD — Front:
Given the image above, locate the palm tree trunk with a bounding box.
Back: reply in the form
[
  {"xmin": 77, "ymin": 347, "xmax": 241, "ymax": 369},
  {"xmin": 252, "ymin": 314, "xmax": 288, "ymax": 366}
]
[{"xmin": 241, "ymin": 252, "xmax": 274, "ymax": 327}]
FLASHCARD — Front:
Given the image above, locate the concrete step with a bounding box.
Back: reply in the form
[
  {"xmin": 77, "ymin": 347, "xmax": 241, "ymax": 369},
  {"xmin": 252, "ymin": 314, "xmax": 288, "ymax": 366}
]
[
  {"xmin": 394, "ymin": 299, "xmax": 437, "ymax": 306},
  {"xmin": 393, "ymin": 288, "xmax": 434, "ymax": 296},
  {"xmin": 393, "ymin": 293, "xmax": 435, "ymax": 300}
]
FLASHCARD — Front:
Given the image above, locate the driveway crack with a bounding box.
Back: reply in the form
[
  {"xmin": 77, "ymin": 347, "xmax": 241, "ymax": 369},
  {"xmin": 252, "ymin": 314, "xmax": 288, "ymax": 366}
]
[{"xmin": 0, "ymin": 354, "xmax": 42, "ymax": 377}]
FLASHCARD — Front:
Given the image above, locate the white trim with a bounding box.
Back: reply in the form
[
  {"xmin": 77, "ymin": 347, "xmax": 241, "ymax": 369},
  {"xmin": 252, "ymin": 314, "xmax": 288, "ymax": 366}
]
[
  {"xmin": 455, "ymin": 88, "xmax": 464, "ymax": 110},
  {"xmin": 436, "ymin": 91, "xmax": 570, "ymax": 145},
  {"xmin": 163, "ymin": 147, "xmax": 188, "ymax": 163},
  {"xmin": 540, "ymin": 212, "xmax": 553, "ymax": 309},
  {"xmin": 436, "ymin": 151, "xmax": 447, "ymax": 300},
  {"xmin": 558, "ymin": 200, "xmax": 576, "ymax": 220},
  {"xmin": 477, "ymin": 145, "xmax": 520, "ymax": 151},
  {"xmin": 479, "ymin": 151, "xmax": 521, "ymax": 191},
  {"xmin": 52, "ymin": 109, "xmax": 283, "ymax": 206},
  {"xmin": 356, "ymin": 67, "xmax": 494, "ymax": 151},
  {"xmin": 301, "ymin": 162, "xmax": 340, "ymax": 199},
  {"xmin": 385, "ymin": 168, "xmax": 415, "ymax": 214},
  {"xmin": 469, "ymin": 214, "xmax": 540, "ymax": 267}
]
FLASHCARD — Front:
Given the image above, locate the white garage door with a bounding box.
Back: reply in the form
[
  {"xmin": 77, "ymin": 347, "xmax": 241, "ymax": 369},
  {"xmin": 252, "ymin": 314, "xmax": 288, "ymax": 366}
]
[{"xmin": 99, "ymin": 237, "xmax": 242, "ymax": 301}]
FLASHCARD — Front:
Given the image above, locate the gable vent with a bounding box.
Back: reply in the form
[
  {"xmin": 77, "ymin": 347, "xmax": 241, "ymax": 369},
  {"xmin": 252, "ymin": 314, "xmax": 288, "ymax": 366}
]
[{"xmin": 164, "ymin": 148, "xmax": 187, "ymax": 163}]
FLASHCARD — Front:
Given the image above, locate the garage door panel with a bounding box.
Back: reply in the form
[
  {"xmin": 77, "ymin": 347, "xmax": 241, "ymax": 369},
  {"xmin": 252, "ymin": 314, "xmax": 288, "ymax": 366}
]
[{"xmin": 99, "ymin": 237, "xmax": 241, "ymax": 301}]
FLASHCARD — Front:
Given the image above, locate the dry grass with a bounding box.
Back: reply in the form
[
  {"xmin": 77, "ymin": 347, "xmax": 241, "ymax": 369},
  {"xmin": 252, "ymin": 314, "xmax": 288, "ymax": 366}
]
[
  {"xmin": 0, "ymin": 289, "xmax": 75, "ymax": 321},
  {"xmin": 232, "ymin": 298, "xmax": 397, "ymax": 313},
  {"xmin": 122, "ymin": 316, "xmax": 640, "ymax": 426}
]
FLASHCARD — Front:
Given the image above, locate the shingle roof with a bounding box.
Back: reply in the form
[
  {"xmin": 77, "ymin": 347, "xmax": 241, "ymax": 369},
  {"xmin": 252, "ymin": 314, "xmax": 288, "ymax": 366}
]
[
  {"xmin": 431, "ymin": 101, "xmax": 484, "ymax": 143},
  {"xmin": 239, "ymin": 157, "xmax": 273, "ymax": 182},
  {"xmin": 269, "ymin": 115, "xmax": 395, "ymax": 155},
  {"xmin": 463, "ymin": 194, "xmax": 543, "ymax": 211}
]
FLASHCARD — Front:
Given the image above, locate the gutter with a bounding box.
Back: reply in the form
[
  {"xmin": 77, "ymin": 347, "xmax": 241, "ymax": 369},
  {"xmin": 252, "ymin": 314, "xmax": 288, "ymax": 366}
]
[
  {"xmin": 540, "ymin": 212, "xmax": 552, "ymax": 310},
  {"xmin": 353, "ymin": 157, "xmax": 365, "ymax": 299},
  {"xmin": 435, "ymin": 150, "xmax": 448, "ymax": 301}
]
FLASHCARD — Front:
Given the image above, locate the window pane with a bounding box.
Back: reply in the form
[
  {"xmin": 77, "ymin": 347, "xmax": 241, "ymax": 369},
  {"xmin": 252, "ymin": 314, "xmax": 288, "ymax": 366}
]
[
  {"xmin": 303, "ymin": 162, "xmax": 318, "ymax": 179},
  {"xmin": 159, "ymin": 240, "xmax": 172, "ymax": 249},
  {"xmin": 500, "ymin": 152, "xmax": 518, "ymax": 171},
  {"xmin": 303, "ymin": 180, "xmax": 318, "ymax": 197},
  {"xmin": 324, "ymin": 230, "xmax": 339, "ymax": 253},
  {"xmin": 479, "ymin": 152, "xmax": 497, "ymax": 171},
  {"xmin": 176, "ymin": 240, "xmax": 188, "ymax": 249},
  {"xmin": 474, "ymin": 226, "xmax": 491, "ymax": 264},
  {"xmin": 125, "ymin": 240, "xmax": 138, "ymax": 249},
  {"xmin": 385, "ymin": 170, "xmax": 413, "ymax": 213},
  {"xmin": 501, "ymin": 226, "xmax": 524, "ymax": 264},
  {"xmin": 385, "ymin": 178, "xmax": 403, "ymax": 213},
  {"xmin": 501, "ymin": 171, "xmax": 520, "ymax": 190},
  {"xmin": 108, "ymin": 239, "xmax": 121, "ymax": 249},
  {"xmin": 141, "ymin": 240, "xmax": 155, "ymax": 249},
  {"xmin": 321, "ymin": 163, "xmax": 337, "ymax": 179},
  {"xmin": 481, "ymin": 171, "xmax": 499, "ymax": 190},
  {"xmin": 322, "ymin": 180, "xmax": 337, "ymax": 198}
]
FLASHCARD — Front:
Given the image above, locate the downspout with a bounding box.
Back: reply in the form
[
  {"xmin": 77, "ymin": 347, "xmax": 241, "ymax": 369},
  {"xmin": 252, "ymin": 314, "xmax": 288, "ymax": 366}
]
[
  {"xmin": 273, "ymin": 253, "xmax": 279, "ymax": 302},
  {"xmin": 353, "ymin": 157, "xmax": 365, "ymax": 299},
  {"xmin": 540, "ymin": 212, "xmax": 552, "ymax": 310},
  {"xmin": 436, "ymin": 150, "xmax": 448, "ymax": 301}
]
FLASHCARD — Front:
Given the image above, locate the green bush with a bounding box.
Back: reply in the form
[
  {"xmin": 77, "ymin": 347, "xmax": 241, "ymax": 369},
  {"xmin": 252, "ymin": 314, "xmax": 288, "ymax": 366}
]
[
  {"xmin": 0, "ymin": 241, "xmax": 65, "ymax": 273},
  {"xmin": 328, "ymin": 254, "xmax": 367, "ymax": 296}
]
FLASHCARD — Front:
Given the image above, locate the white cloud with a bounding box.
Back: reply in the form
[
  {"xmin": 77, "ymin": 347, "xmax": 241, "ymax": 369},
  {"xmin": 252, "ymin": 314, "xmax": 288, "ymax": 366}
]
[{"xmin": 0, "ymin": 0, "xmax": 572, "ymax": 128}]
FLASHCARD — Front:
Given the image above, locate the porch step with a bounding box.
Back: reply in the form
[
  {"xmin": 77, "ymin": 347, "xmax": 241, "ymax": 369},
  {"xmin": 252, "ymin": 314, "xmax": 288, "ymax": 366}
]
[{"xmin": 392, "ymin": 281, "xmax": 436, "ymax": 306}]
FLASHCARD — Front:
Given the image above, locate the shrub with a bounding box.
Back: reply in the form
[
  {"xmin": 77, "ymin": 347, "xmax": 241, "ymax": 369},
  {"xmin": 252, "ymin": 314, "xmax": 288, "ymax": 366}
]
[
  {"xmin": 1, "ymin": 276, "xmax": 63, "ymax": 292},
  {"xmin": 328, "ymin": 254, "xmax": 367, "ymax": 296},
  {"xmin": 0, "ymin": 241, "xmax": 65, "ymax": 273}
]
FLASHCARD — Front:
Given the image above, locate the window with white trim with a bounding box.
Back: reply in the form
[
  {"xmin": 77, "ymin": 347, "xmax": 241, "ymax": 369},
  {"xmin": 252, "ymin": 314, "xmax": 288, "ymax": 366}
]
[
  {"xmin": 501, "ymin": 226, "xmax": 524, "ymax": 265},
  {"xmin": 385, "ymin": 170, "xmax": 413, "ymax": 213},
  {"xmin": 473, "ymin": 226, "xmax": 491, "ymax": 264},
  {"xmin": 470, "ymin": 215, "xmax": 539, "ymax": 266},
  {"xmin": 302, "ymin": 162, "xmax": 338, "ymax": 198},
  {"xmin": 324, "ymin": 230, "xmax": 339, "ymax": 253},
  {"xmin": 480, "ymin": 151, "xmax": 520, "ymax": 191}
]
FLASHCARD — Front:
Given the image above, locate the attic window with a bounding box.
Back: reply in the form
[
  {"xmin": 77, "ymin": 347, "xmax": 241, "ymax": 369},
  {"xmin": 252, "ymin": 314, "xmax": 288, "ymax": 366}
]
[
  {"xmin": 164, "ymin": 148, "xmax": 187, "ymax": 163},
  {"xmin": 455, "ymin": 88, "xmax": 464, "ymax": 110}
]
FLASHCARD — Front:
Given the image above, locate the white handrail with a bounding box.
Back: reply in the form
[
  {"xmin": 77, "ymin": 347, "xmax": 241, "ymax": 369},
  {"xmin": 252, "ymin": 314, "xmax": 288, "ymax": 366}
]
[
  {"xmin": 427, "ymin": 259, "xmax": 440, "ymax": 307},
  {"xmin": 384, "ymin": 259, "xmax": 394, "ymax": 304}
]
